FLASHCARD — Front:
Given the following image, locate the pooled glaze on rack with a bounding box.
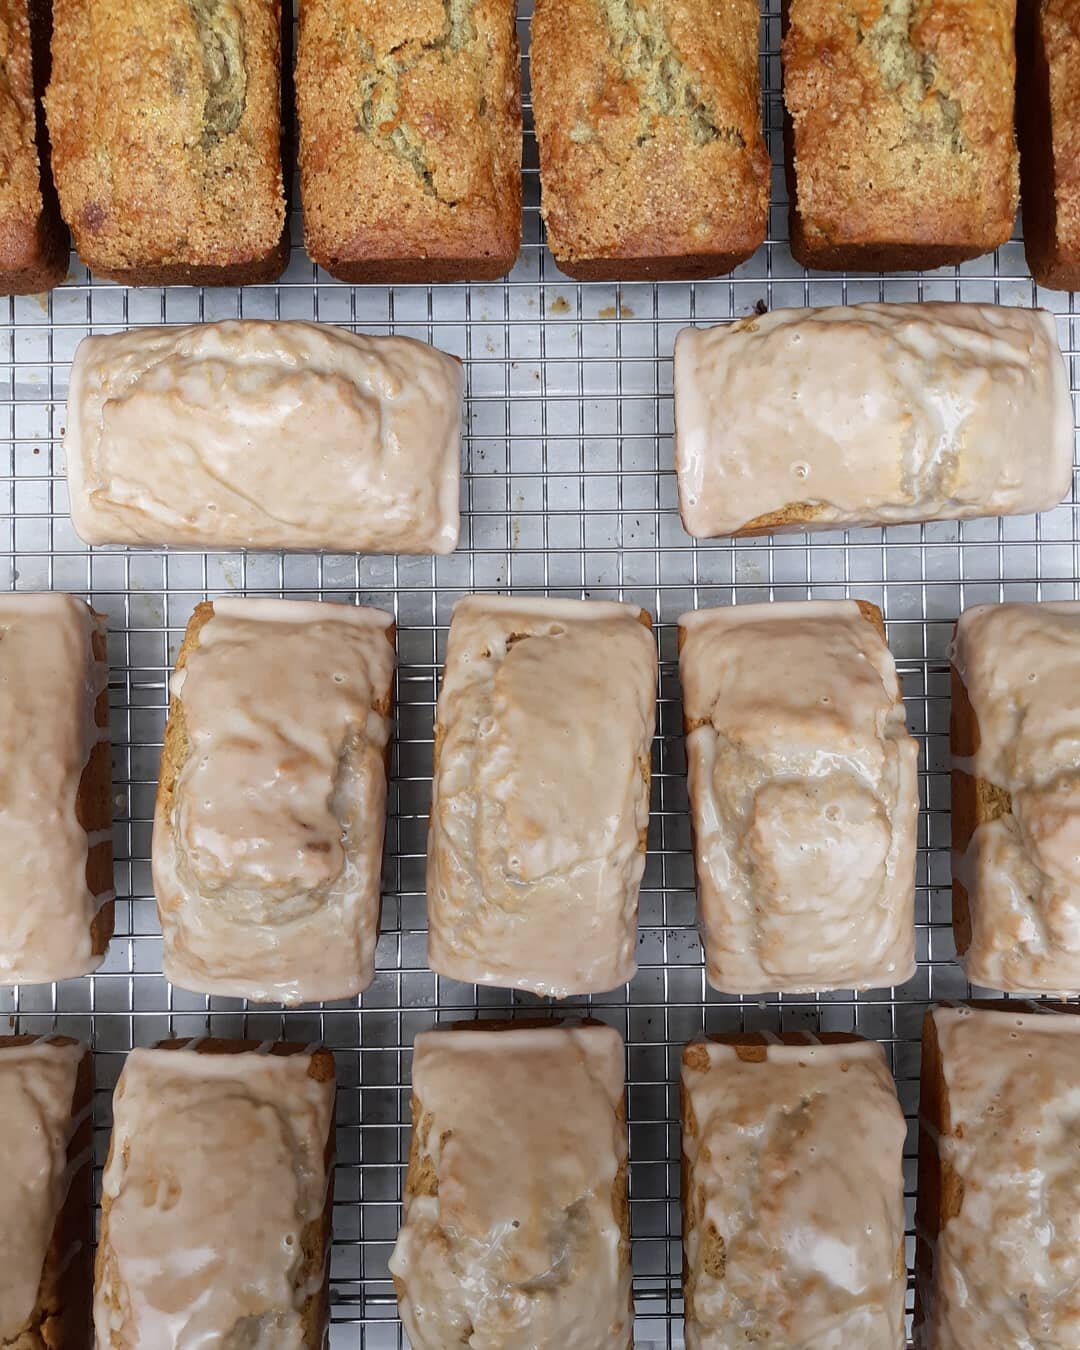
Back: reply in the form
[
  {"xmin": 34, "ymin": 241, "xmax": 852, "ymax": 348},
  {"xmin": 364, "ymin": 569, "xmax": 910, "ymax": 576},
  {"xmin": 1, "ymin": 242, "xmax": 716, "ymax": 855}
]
[
  {"xmin": 673, "ymin": 303, "xmax": 1073, "ymax": 537},
  {"xmin": 94, "ymin": 1046, "xmax": 334, "ymax": 1349},
  {"xmin": 952, "ymin": 602, "xmax": 1080, "ymax": 992},
  {"xmin": 390, "ymin": 1024, "xmax": 631, "ymax": 1350},
  {"xmin": 64, "ymin": 320, "xmax": 465, "ymax": 554},
  {"xmin": 925, "ymin": 1006, "xmax": 1080, "ymax": 1346},
  {"xmin": 0, "ymin": 1039, "xmax": 85, "ymax": 1341},
  {"xmin": 679, "ymin": 600, "xmax": 918, "ymax": 992},
  {"xmin": 426, "ymin": 595, "xmax": 657, "ymax": 996},
  {"xmin": 0, "ymin": 593, "xmax": 109, "ymax": 983},
  {"xmin": 681, "ymin": 1037, "xmax": 906, "ymax": 1349},
  {"xmin": 152, "ymin": 598, "xmax": 395, "ymax": 1004}
]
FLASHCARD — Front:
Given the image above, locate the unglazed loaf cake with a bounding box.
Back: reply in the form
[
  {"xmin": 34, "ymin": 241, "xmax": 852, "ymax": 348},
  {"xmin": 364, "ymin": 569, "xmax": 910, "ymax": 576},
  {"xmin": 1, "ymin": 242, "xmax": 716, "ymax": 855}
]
[
  {"xmin": 296, "ymin": 0, "xmax": 521, "ymax": 282},
  {"xmin": 915, "ymin": 1002, "xmax": 1080, "ymax": 1346},
  {"xmin": 682, "ymin": 1033, "xmax": 906, "ymax": 1348},
  {"xmin": 1017, "ymin": 0, "xmax": 1080, "ymax": 289},
  {"xmin": 530, "ymin": 0, "xmax": 769, "ymax": 280},
  {"xmin": 0, "ymin": 0, "xmax": 68, "ymax": 293},
  {"xmin": 44, "ymin": 0, "xmax": 287, "ymax": 285},
  {"xmin": 426, "ymin": 595, "xmax": 657, "ymax": 997},
  {"xmin": 782, "ymin": 0, "xmax": 1019, "ymax": 270},
  {"xmin": 153, "ymin": 599, "xmax": 395, "ymax": 1004},
  {"xmin": 0, "ymin": 1036, "xmax": 92, "ymax": 1350},
  {"xmin": 674, "ymin": 303, "xmax": 1073, "ymax": 539},
  {"xmin": 678, "ymin": 600, "xmax": 918, "ymax": 993},
  {"xmin": 390, "ymin": 1021, "xmax": 632, "ymax": 1349},
  {"xmin": 94, "ymin": 1040, "xmax": 335, "ymax": 1349},
  {"xmin": 950, "ymin": 602, "xmax": 1080, "ymax": 992},
  {"xmin": 0, "ymin": 593, "xmax": 112, "ymax": 985},
  {"xmin": 64, "ymin": 321, "xmax": 464, "ymax": 554}
]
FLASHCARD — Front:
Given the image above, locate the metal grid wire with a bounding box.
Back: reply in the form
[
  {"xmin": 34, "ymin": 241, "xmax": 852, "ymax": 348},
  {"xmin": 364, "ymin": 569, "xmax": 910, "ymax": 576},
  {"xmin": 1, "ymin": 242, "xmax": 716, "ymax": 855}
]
[{"xmin": 1, "ymin": 0, "xmax": 1078, "ymax": 1344}]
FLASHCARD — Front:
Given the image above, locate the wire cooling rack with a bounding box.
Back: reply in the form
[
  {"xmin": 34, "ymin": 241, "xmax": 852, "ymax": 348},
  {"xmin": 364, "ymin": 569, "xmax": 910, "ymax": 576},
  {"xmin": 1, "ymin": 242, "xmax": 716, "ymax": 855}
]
[{"xmin": 2, "ymin": 0, "xmax": 1078, "ymax": 1345}]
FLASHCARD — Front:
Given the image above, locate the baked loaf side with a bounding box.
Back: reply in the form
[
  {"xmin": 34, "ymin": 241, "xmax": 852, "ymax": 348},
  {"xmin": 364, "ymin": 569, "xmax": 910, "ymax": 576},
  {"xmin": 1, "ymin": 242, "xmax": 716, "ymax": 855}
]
[
  {"xmin": 0, "ymin": 0, "xmax": 68, "ymax": 293},
  {"xmin": 915, "ymin": 1002, "xmax": 1080, "ymax": 1347},
  {"xmin": 390, "ymin": 1021, "xmax": 632, "ymax": 1350},
  {"xmin": 426, "ymin": 595, "xmax": 657, "ymax": 996},
  {"xmin": 950, "ymin": 602, "xmax": 1080, "ymax": 992},
  {"xmin": 64, "ymin": 320, "xmax": 464, "ymax": 554},
  {"xmin": 673, "ymin": 302, "xmax": 1073, "ymax": 539},
  {"xmin": 530, "ymin": 0, "xmax": 769, "ymax": 280},
  {"xmin": 0, "ymin": 593, "xmax": 112, "ymax": 985},
  {"xmin": 678, "ymin": 599, "xmax": 918, "ymax": 993},
  {"xmin": 682, "ymin": 1033, "xmax": 906, "ymax": 1349},
  {"xmin": 297, "ymin": 0, "xmax": 521, "ymax": 282},
  {"xmin": 153, "ymin": 598, "xmax": 396, "ymax": 1004},
  {"xmin": 44, "ymin": 0, "xmax": 287, "ymax": 285},
  {"xmin": 1018, "ymin": 0, "xmax": 1080, "ymax": 289},
  {"xmin": 94, "ymin": 1040, "xmax": 336, "ymax": 1350},
  {"xmin": 782, "ymin": 0, "xmax": 1018, "ymax": 270},
  {"xmin": 0, "ymin": 1037, "xmax": 92, "ymax": 1350}
]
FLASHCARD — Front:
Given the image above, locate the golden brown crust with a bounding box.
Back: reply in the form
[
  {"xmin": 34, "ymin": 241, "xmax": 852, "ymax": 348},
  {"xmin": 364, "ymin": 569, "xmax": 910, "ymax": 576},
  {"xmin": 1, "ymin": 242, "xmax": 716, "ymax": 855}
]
[
  {"xmin": 531, "ymin": 0, "xmax": 769, "ymax": 279},
  {"xmin": 0, "ymin": 1035, "xmax": 92, "ymax": 1350},
  {"xmin": 296, "ymin": 0, "xmax": 521, "ymax": 283},
  {"xmin": 782, "ymin": 0, "xmax": 1019, "ymax": 271},
  {"xmin": 95, "ymin": 1038, "xmax": 334, "ymax": 1350},
  {"xmin": 1018, "ymin": 0, "xmax": 1080, "ymax": 289},
  {"xmin": 82, "ymin": 611, "xmax": 113, "ymax": 961},
  {"xmin": 45, "ymin": 0, "xmax": 288, "ymax": 285}
]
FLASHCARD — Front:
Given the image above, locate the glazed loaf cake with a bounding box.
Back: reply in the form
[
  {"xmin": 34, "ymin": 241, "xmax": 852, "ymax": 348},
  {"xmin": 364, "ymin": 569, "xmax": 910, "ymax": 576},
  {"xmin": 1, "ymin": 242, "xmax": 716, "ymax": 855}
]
[
  {"xmin": 0, "ymin": 593, "xmax": 112, "ymax": 985},
  {"xmin": 674, "ymin": 303, "xmax": 1073, "ymax": 539},
  {"xmin": 682, "ymin": 1033, "xmax": 906, "ymax": 1348},
  {"xmin": 426, "ymin": 595, "xmax": 657, "ymax": 997},
  {"xmin": 1018, "ymin": 0, "xmax": 1080, "ymax": 289},
  {"xmin": 0, "ymin": 0, "xmax": 68, "ymax": 293},
  {"xmin": 0, "ymin": 1036, "xmax": 92, "ymax": 1349},
  {"xmin": 64, "ymin": 320, "xmax": 464, "ymax": 554},
  {"xmin": 390, "ymin": 1021, "xmax": 632, "ymax": 1349},
  {"xmin": 530, "ymin": 0, "xmax": 769, "ymax": 280},
  {"xmin": 678, "ymin": 600, "xmax": 918, "ymax": 993},
  {"xmin": 95, "ymin": 1040, "xmax": 335, "ymax": 1349},
  {"xmin": 782, "ymin": 0, "xmax": 1019, "ymax": 270},
  {"xmin": 153, "ymin": 599, "xmax": 396, "ymax": 1004},
  {"xmin": 296, "ymin": 0, "xmax": 521, "ymax": 282},
  {"xmin": 44, "ymin": 0, "xmax": 287, "ymax": 285},
  {"xmin": 950, "ymin": 602, "xmax": 1080, "ymax": 993},
  {"xmin": 915, "ymin": 1002, "xmax": 1080, "ymax": 1346}
]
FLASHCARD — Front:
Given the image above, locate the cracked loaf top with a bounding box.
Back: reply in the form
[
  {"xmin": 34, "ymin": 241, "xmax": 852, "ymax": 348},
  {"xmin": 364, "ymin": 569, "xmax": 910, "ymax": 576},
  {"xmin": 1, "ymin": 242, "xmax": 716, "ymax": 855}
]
[
  {"xmin": 530, "ymin": 0, "xmax": 769, "ymax": 274},
  {"xmin": 296, "ymin": 0, "xmax": 521, "ymax": 279}
]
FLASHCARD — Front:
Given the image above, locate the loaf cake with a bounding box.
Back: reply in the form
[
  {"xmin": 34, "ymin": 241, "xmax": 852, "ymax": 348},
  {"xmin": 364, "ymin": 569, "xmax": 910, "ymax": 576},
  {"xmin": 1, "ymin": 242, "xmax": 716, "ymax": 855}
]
[
  {"xmin": 950, "ymin": 602, "xmax": 1080, "ymax": 992},
  {"xmin": 782, "ymin": 0, "xmax": 1019, "ymax": 270},
  {"xmin": 0, "ymin": 593, "xmax": 112, "ymax": 985},
  {"xmin": 678, "ymin": 600, "xmax": 918, "ymax": 993},
  {"xmin": 64, "ymin": 320, "xmax": 465, "ymax": 554},
  {"xmin": 0, "ymin": 0, "xmax": 68, "ymax": 293},
  {"xmin": 1017, "ymin": 0, "xmax": 1080, "ymax": 289},
  {"xmin": 915, "ymin": 1001, "xmax": 1080, "ymax": 1346},
  {"xmin": 682, "ymin": 1033, "xmax": 906, "ymax": 1348},
  {"xmin": 44, "ymin": 0, "xmax": 288, "ymax": 285},
  {"xmin": 674, "ymin": 303, "xmax": 1073, "ymax": 539},
  {"xmin": 530, "ymin": 0, "xmax": 769, "ymax": 280},
  {"xmin": 390, "ymin": 1020, "xmax": 632, "ymax": 1349},
  {"xmin": 426, "ymin": 595, "xmax": 657, "ymax": 996},
  {"xmin": 153, "ymin": 598, "xmax": 395, "ymax": 1004},
  {"xmin": 296, "ymin": 0, "xmax": 521, "ymax": 282},
  {"xmin": 0, "ymin": 1036, "xmax": 92, "ymax": 1348},
  {"xmin": 94, "ymin": 1039, "xmax": 335, "ymax": 1348}
]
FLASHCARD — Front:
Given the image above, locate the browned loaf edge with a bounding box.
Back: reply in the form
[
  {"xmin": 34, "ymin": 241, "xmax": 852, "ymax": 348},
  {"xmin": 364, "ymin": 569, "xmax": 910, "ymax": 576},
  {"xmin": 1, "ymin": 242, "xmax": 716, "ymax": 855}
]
[
  {"xmin": 1016, "ymin": 0, "xmax": 1080, "ymax": 289},
  {"xmin": 395, "ymin": 1018, "xmax": 632, "ymax": 1347},
  {"xmin": 156, "ymin": 601, "xmax": 396, "ymax": 968},
  {"xmin": 81, "ymin": 609, "xmax": 113, "ymax": 960},
  {"xmin": 95, "ymin": 1039, "xmax": 335, "ymax": 1350},
  {"xmin": 551, "ymin": 250, "xmax": 763, "ymax": 284},
  {"xmin": 0, "ymin": 1035, "xmax": 92, "ymax": 1350}
]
